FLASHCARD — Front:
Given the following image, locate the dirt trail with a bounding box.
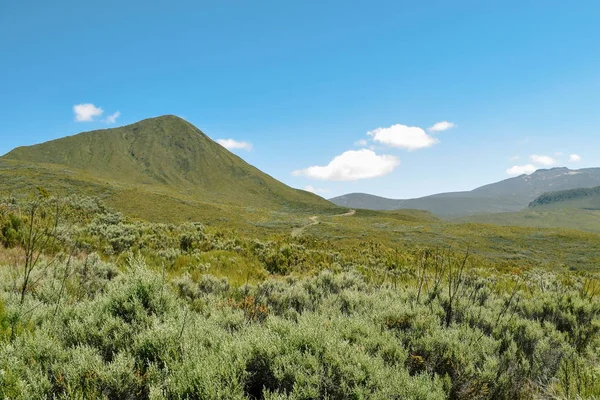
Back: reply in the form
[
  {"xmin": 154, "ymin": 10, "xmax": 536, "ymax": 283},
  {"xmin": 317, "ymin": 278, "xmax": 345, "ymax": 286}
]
[
  {"xmin": 291, "ymin": 216, "xmax": 319, "ymax": 237},
  {"xmin": 335, "ymin": 209, "xmax": 356, "ymax": 217},
  {"xmin": 291, "ymin": 210, "xmax": 355, "ymax": 237}
]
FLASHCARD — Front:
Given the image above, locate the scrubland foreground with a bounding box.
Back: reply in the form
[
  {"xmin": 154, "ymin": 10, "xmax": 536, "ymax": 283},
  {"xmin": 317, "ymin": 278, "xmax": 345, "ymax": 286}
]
[{"xmin": 0, "ymin": 194, "xmax": 599, "ymax": 399}]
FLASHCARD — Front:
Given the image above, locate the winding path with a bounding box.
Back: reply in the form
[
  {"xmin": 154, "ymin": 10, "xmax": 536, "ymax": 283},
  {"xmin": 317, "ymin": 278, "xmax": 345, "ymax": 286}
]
[
  {"xmin": 336, "ymin": 209, "xmax": 356, "ymax": 217},
  {"xmin": 291, "ymin": 210, "xmax": 355, "ymax": 237}
]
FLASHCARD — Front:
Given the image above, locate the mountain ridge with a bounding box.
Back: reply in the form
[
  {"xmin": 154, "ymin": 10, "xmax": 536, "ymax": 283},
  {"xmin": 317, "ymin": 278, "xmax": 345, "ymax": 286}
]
[{"xmin": 330, "ymin": 167, "xmax": 600, "ymax": 217}]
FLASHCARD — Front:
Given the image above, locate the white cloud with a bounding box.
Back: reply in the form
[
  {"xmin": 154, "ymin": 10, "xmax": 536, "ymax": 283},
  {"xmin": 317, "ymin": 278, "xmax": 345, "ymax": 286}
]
[
  {"xmin": 510, "ymin": 155, "xmax": 520, "ymax": 161},
  {"xmin": 530, "ymin": 154, "xmax": 556, "ymax": 166},
  {"xmin": 428, "ymin": 121, "xmax": 456, "ymax": 132},
  {"xmin": 304, "ymin": 185, "xmax": 330, "ymax": 195},
  {"xmin": 367, "ymin": 124, "xmax": 438, "ymax": 151},
  {"xmin": 293, "ymin": 149, "xmax": 400, "ymax": 181},
  {"xmin": 506, "ymin": 164, "xmax": 537, "ymax": 176},
  {"xmin": 568, "ymin": 154, "xmax": 582, "ymax": 162},
  {"xmin": 73, "ymin": 103, "xmax": 104, "ymax": 122},
  {"xmin": 104, "ymin": 111, "xmax": 121, "ymax": 124},
  {"xmin": 354, "ymin": 139, "xmax": 368, "ymax": 147},
  {"xmin": 216, "ymin": 138, "xmax": 253, "ymax": 151}
]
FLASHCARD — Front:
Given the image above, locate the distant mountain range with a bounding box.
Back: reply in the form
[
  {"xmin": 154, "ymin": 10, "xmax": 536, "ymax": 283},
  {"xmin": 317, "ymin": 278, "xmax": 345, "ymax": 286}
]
[
  {"xmin": 330, "ymin": 167, "xmax": 600, "ymax": 217},
  {"xmin": 0, "ymin": 115, "xmax": 337, "ymax": 223}
]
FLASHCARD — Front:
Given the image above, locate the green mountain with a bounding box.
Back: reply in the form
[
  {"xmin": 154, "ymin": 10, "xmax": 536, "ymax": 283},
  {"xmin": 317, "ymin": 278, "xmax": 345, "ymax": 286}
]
[
  {"xmin": 528, "ymin": 186, "xmax": 600, "ymax": 210},
  {"xmin": 330, "ymin": 167, "xmax": 600, "ymax": 217},
  {"xmin": 0, "ymin": 115, "xmax": 338, "ymax": 224}
]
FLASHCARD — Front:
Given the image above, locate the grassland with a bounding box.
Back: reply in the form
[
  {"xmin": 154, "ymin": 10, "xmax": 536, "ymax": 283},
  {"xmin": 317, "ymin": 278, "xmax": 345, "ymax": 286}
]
[
  {"xmin": 456, "ymin": 208, "xmax": 600, "ymax": 235},
  {"xmin": 2, "ymin": 163, "xmax": 599, "ymax": 272},
  {"xmin": 293, "ymin": 209, "xmax": 600, "ymax": 271}
]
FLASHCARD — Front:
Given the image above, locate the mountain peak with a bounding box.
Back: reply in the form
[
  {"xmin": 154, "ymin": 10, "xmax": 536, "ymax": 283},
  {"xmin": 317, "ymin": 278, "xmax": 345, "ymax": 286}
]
[
  {"xmin": 111, "ymin": 114, "xmax": 204, "ymax": 139},
  {"xmin": 136, "ymin": 114, "xmax": 189, "ymax": 125}
]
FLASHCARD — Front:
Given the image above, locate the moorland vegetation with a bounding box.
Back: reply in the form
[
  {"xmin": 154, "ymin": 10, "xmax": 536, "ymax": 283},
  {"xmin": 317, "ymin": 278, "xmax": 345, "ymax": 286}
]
[{"xmin": 0, "ymin": 192, "xmax": 599, "ymax": 399}]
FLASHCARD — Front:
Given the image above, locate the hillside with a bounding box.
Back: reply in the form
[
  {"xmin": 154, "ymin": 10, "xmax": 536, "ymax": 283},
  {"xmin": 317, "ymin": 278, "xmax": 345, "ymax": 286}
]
[
  {"xmin": 2, "ymin": 115, "xmax": 332, "ymax": 211},
  {"xmin": 0, "ymin": 116, "xmax": 348, "ymax": 230},
  {"xmin": 330, "ymin": 167, "xmax": 600, "ymax": 217},
  {"xmin": 529, "ymin": 186, "xmax": 600, "ymax": 210}
]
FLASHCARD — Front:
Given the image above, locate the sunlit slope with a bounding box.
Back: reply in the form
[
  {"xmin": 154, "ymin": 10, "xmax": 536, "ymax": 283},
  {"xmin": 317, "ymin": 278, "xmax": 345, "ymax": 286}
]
[{"xmin": 1, "ymin": 115, "xmax": 332, "ymax": 211}]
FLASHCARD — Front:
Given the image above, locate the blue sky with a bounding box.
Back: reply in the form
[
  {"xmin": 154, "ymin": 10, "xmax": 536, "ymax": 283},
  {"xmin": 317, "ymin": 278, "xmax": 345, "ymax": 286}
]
[{"xmin": 1, "ymin": 1, "xmax": 599, "ymax": 199}]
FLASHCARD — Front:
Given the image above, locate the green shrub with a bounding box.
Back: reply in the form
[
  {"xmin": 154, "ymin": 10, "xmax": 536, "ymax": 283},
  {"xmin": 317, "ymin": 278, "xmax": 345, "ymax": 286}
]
[{"xmin": 0, "ymin": 196, "xmax": 599, "ymax": 399}]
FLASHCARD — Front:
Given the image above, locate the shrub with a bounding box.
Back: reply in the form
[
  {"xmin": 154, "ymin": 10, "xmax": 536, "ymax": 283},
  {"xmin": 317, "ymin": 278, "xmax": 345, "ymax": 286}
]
[{"xmin": 0, "ymin": 197, "xmax": 599, "ymax": 399}]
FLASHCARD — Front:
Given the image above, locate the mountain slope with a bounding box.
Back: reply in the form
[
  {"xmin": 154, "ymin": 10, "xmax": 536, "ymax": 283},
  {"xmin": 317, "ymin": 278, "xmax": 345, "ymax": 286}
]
[
  {"xmin": 529, "ymin": 186, "xmax": 600, "ymax": 210},
  {"xmin": 330, "ymin": 167, "xmax": 600, "ymax": 217},
  {"xmin": 0, "ymin": 116, "xmax": 345, "ymax": 230},
  {"xmin": 1, "ymin": 115, "xmax": 331, "ymax": 211}
]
